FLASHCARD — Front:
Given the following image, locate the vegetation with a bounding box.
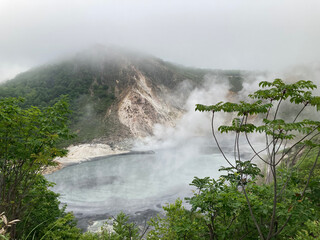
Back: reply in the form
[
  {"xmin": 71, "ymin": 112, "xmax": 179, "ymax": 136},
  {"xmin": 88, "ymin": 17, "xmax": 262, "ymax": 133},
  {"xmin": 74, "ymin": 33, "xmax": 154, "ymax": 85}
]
[
  {"xmin": 148, "ymin": 199, "xmax": 208, "ymax": 239},
  {"xmin": 194, "ymin": 79, "xmax": 320, "ymax": 239},
  {"xmin": 0, "ymin": 61, "xmax": 117, "ymax": 144},
  {"xmin": 80, "ymin": 79, "xmax": 320, "ymax": 239},
  {"xmin": 80, "ymin": 212, "xmax": 141, "ymax": 240},
  {"xmin": 0, "ymin": 212, "xmax": 19, "ymax": 239},
  {"xmin": 1, "ymin": 78, "xmax": 319, "ymax": 239},
  {"xmin": 0, "ymin": 97, "xmax": 79, "ymax": 238}
]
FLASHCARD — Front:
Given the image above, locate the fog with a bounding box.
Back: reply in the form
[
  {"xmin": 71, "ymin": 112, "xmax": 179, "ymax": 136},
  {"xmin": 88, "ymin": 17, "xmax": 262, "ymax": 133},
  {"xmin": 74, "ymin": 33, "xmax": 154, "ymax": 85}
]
[
  {"xmin": 132, "ymin": 63, "xmax": 320, "ymax": 170},
  {"xmin": 1, "ymin": 0, "xmax": 320, "ymax": 81},
  {"xmin": 45, "ymin": 74, "xmax": 264, "ymax": 219}
]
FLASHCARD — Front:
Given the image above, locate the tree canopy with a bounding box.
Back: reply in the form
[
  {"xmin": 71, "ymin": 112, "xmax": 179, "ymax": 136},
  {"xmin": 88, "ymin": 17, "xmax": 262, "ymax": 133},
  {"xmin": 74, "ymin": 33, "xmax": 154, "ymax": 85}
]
[
  {"xmin": 0, "ymin": 96, "xmax": 73, "ymax": 238},
  {"xmin": 194, "ymin": 79, "xmax": 320, "ymax": 239}
]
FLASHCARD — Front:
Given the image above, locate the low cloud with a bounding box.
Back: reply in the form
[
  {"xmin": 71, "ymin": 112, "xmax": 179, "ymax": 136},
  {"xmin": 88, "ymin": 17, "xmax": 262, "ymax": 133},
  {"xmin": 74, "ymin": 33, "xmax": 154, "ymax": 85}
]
[{"xmin": 1, "ymin": 0, "xmax": 320, "ymax": 81}]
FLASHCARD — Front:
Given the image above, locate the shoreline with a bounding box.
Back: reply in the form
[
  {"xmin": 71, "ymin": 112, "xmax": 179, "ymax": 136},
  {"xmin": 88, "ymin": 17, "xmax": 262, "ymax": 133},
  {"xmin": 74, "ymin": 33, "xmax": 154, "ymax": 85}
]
[
  {"xmin": 42, "ymin": 143, "xmax": 128, "ymax": 174},
  {"xmin": 42, "ymin": 143, "xmax": 155, "ymax": 174},
  {"xmin": 59, "ymin": 149, "xmax": 156, "ymax": 169}
]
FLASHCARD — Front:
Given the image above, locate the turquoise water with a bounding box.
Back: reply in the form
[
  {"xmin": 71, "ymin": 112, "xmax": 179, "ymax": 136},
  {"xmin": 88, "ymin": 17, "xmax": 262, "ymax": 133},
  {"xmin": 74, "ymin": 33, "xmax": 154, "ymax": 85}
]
[{"xmin": 46, "ymin": 149, "xmax": 227, "ymax": 215}]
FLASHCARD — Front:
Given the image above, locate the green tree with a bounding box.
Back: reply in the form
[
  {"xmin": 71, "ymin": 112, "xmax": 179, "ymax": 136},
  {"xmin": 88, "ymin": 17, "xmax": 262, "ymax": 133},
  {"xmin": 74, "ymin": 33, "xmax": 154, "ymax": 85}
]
[
  {"xmin": 0, "ymin": 96, "xmax": 72, "ymax": 238},
  {"xmin": 148, "ymin": 199, "xmax": 207, "ymax": 240},
  {"xmin": 80, "ymin": 212, "xmax": 141, "ymax": 240},
  {"xmin": 187, "ymin": 166, "xmax": 319, "ymax": 239},
  {"xmin": 196, "ymin": 79, "xmax": 320, "ymax": 239},
  {"xmin": 16, "ymin": 175, "xmax": 70, "ymax": 239},
  {"xmin": 186, "ymin": 176, "xmax": 255, "ymax": 239},
  {"xmin": 40, "ymin": 213, "xmax": 81, "ymax": 240},
  {"xmin": 293, "ymin": 220, "xmax": 320, "ymax": 240}
]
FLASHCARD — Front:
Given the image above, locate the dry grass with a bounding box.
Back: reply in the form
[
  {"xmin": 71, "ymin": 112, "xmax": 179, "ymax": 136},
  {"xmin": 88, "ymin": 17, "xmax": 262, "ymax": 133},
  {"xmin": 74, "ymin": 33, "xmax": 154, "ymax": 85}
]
[{"xmin": 0, "ymin": 212, "xmax": 19, "ymax": 239}]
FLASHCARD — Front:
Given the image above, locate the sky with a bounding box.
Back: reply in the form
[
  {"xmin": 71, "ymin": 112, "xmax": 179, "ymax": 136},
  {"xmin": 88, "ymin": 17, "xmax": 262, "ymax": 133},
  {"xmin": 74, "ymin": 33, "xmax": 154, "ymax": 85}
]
[{"xmin": 1, "ymin": 0, "xmax": 320, "ymax": 81}]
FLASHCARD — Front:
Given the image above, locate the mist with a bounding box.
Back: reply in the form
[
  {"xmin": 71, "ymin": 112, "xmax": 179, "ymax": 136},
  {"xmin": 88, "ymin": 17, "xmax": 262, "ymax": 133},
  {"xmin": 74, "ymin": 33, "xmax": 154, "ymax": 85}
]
[
  {"xmin": 133, "ymin": 64, "xmax": 320, "ymax": 169},
  {"xmin": 1, "ymin": 0, "xmax": 320, "ymax": 82},
  {"xmin": 134, "ymin": 76, "xmax": 230, "ymax": 151}
]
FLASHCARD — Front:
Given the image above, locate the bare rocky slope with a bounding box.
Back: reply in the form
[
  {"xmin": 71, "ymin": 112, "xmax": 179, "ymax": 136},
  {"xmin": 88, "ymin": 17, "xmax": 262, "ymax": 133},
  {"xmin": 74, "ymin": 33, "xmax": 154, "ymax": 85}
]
[{"xmin": 0, "ymin": 46, "xmax": 246, "ymax": 147}]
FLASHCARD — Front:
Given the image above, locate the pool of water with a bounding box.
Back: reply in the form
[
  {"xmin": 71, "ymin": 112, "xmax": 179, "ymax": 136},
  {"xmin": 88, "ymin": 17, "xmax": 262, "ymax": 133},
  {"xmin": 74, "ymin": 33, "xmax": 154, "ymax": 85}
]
[{"xmin": 46, "ymin": 147, "xmax": 227, "ymax": 215}]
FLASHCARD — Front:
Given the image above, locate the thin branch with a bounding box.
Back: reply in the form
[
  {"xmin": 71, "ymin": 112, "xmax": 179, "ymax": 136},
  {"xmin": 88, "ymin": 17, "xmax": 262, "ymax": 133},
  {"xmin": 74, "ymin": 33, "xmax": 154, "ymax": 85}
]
[
  {"xmin": 283, "ymin": 102, "xmax": 308, "ymax": 150},
  {"xmin": 211, "ymin": 111, "xmax": 234, "ymax": 168},
  {"xmin": 301, "ymin": 148, "xmax": 320, "ymax": 198},
  {"xmin": 236, "ymin": 117, "xmax": 246, "ymax": 163},
  {"xmin": 275, "ymin": 137, "xmax": 284, "ymax": 155},
  {"xmin": 273, "ymin": 98, "xmax": 283, "ymax": 121},
  {"xmin": 227, "ymin": 215, "xmax": 237, "ymax": 230},
  {"xmin": 241, "ymin": 183, "xmax": 265, "ymax": 240},
  {"xmin": 270, "ymin": 98, "xmax": 283, "ymax": 164},
  {"xmin": 273, "ymin": 148, "xmax": 320, "ymax": 238},
  {"xmin": 247, "ymin": 136, "xmax": 273, "ymax": 165},
  {"xmin": 272, "ymin": 214, "xmax": 292, "ymax": 238},
  {"xmin": 271, "ymin": 137, "xmax": 280, "ymax": 167},
  {"xmin": 267, "ymin": 163, "xmax": 277, "ymax": 239},
  {"xmin": 293, "ymin": 103, "xmax": 308, "ymax": 123},
  {"xmin": 234, "ymin": 130, "xmax": 238, "ymax": 162},
  {"xmin": 277, "ymin": 132, "xmax": 320, "ymax": 167},
  {"xmin": 239, "ymin": 229, "xmax": 254, "ymax": 240},
  {"xmin": 139, "ymin": 220, "xmax": 149, "ymax": 240},
  {"xmin": 281, "ymin": 104, "xmax": 307, "ymax": 155},
  {"xmin": 276, "ymin": 126, "xmax": 319, "ymax": 166},
  {"xmin": 242, "ymin": 112, "xmax": 274, "ymax": 165},
  {"xmin": 277, "ymin": 145, "xmax": 309, "ymax": 198},
  {"xmin": 265, "ymin": 104, "xmax": 272, "ymax": 164},
  {"xmin": 274, "ymin": 144, "xmax": 320, "ymax": 238}
]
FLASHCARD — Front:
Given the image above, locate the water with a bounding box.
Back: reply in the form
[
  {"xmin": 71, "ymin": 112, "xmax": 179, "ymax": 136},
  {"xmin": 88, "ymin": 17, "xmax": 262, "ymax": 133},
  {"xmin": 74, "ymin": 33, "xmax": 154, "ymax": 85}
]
[{"xmin": 46, "ymin": 147, "xmax": 228, "ymax": 216}]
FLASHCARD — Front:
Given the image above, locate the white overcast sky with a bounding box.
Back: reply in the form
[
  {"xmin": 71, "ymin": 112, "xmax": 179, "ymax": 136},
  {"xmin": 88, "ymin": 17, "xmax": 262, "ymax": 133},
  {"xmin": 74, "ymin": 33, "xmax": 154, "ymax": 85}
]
[{"xmin": 1, "ymin": 0, "xmax": 320, "ymax": 81}]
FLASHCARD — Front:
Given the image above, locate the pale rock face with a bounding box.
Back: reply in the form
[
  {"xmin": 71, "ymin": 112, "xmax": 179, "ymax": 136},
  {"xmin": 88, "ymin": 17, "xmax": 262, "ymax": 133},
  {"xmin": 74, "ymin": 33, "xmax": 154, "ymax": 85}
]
[{"xmin": 118, "ymin": 67, "xmax": 181, "ymax": 137}]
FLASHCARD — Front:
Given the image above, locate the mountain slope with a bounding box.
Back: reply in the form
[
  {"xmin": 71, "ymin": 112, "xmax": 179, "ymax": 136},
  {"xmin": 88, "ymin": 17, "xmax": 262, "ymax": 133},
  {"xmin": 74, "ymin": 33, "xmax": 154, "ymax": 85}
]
[{"xmin": 0, "ymin": 46, "xmax": 246, "ymax": 146}]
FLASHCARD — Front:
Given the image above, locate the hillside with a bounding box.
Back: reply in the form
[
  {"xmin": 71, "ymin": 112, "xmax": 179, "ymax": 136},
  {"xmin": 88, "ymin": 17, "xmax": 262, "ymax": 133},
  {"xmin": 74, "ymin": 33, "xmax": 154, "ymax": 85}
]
[{"xmin": 0, "ymin": 46, "xmax": 246, "ymax": 146}]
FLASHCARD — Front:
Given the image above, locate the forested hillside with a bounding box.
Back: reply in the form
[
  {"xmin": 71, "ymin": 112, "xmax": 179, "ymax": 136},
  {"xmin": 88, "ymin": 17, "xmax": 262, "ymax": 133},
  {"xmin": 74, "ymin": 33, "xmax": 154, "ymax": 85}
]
[{"xmin": 0, "ymin": 46, "xmax": 246, "ymax": 145}]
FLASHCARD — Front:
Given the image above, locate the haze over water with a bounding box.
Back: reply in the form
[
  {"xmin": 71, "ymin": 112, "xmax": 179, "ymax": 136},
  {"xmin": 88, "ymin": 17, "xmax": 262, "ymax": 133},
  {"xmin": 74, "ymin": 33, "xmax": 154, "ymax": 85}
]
[{"xmin": 46, "ymin": 139, "xmax": 229, "ymax": 215}]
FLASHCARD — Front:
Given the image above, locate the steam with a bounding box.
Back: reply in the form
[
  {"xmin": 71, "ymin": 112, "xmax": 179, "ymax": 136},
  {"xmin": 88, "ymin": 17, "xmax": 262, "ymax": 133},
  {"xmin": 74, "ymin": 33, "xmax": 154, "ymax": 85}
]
[
  {"xmin": 134, "ymin": 75, "xmax": 237, "ymax": 152},
  {"xmin": 134, "ymin": 66, "xmax": 320, "ymax": 162},
  {"xmin": 46, "ymin": 68, "xmax": 320, "ymax": 222}
]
